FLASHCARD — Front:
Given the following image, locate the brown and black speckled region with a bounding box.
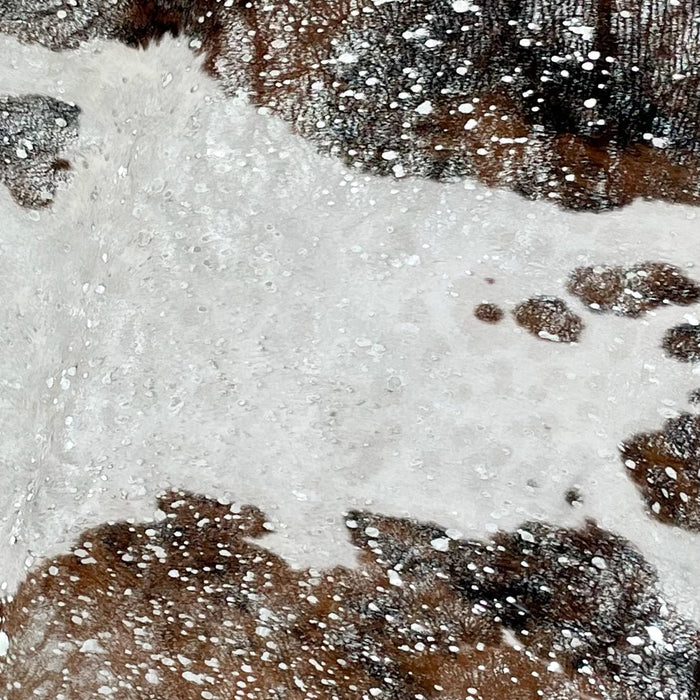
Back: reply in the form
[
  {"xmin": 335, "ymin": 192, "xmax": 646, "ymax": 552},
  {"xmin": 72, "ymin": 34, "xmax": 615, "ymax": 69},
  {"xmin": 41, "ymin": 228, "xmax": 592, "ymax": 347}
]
[
  {"xmin": 2, "ymin": 490, "xmax": 699, "ymax": 699},
  {"xmin": 663, "ymin": 323, "xmax": 700, "ymax": 363},
  {"xmin": 513, "ymin": 296, "xmax": 584, "ymax": 343},
  {"xmin": 4, "ymin": 1, "xmax": 700, "ymax": 209},
  {"xmin": 568, "ymin": 263, "xmax": 700, "ymax": 317},
  {"xmin": 621, "ymin": 413, "xmax": 700, "ymax": 531},
  {"xmin": 0, "ymin": 94, "xmax": 80, "ymax": 207}
]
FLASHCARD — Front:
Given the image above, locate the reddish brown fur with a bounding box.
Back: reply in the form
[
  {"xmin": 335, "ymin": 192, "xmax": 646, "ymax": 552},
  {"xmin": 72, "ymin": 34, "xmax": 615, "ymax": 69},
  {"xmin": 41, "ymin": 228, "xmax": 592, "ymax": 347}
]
[
  {"xmin": 4, "ymin": 491, "xmax": 699, "ymax": 699},
  {"xmin": 621, "ymin": 413, "xmax": 700, "ymax": 530},
  {"xmin": 0, "ymin": 491, "xmax": 608, "ymax": 699}
]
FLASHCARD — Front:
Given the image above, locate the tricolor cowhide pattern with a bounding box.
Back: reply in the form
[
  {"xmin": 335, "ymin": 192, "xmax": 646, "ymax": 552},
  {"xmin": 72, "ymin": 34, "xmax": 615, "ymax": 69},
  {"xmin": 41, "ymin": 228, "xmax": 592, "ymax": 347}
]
[
  {"xmin": 2, "ymin": 5, "xmax": 700, "ymax": 699},
  {"xmin": 2, "ymin": 490, "xmax": 699, "ymax": 699},
  {"xmin": 3, "ymin": 0, "xmax": 700, "ymax": 208}
]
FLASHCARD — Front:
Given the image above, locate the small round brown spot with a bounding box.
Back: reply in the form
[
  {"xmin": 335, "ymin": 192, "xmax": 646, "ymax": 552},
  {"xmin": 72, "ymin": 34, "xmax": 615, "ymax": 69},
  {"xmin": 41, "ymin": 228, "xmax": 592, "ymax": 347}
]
[
  {"xmin": 513, "ymin": 296, "xmax": 583, "ymax": 343},
  {"xmin": 662, "ymin": 324, "xmax": 700, "ymax": 362},
  {"xmin": 474, "ymin": 302, "xmax": 504, "ymax": 324}
]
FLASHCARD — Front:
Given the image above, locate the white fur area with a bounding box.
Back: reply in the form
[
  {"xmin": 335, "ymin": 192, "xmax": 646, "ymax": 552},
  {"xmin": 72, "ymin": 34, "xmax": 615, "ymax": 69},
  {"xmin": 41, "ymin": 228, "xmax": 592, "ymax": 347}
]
[{"xmin": 1, "ymin": 35, "xmax": 700, "ymax": 621}]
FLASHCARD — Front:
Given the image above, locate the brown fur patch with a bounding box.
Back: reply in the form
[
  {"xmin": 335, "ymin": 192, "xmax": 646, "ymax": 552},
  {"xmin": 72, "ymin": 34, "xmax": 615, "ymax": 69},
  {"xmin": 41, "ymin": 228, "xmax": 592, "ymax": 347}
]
[
  {"xmin": 513, "ymin": 296, "xmax": 584, "ymax": 343},
  {"xmin": 621, "ymin": 413, "xmax": 700, "ymax": 530},
  {"xmin": 6, "ymin": 1, "xmax": 700, "ymax": 208},
  {"xmin": 474, "ymin": 303, "xmax": 504, "ymax": 324},
  {"xmin": 663, "ymin": 324, "xmax": 700, "ymax": 363},
  {"xmin": 568, "ymin": 263, "xmax": 700, "ymax": 317},
  {"xmin": 2, "ymin": 491, "xmax": 698, "ymax": 699}
]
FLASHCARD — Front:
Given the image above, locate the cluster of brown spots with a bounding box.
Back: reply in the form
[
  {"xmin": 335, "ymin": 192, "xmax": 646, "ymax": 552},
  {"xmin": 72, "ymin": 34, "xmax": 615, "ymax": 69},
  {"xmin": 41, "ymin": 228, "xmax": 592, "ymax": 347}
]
[
  {"xmin": 6, "ymin": 1, "xmax": 700, "ymax": 208},
  {"xmin": 567, "ymin": 263, "xmax": 700, "ymax": 317},
  {"xmin": 476, "ymin": 261, "xmax": 700, "ymax": 365},
  {"xmin": 513, "ymin": 296, "xmax": 584, "ymax": 343},
  {"xmin": 601, "ymin": 269, "xmax": 700, "ymax": 514},
  {"xmin": 663, "ymin": 324, "xmax": 700, "ymax": 363},
  {"xmin": 2, "ymin": 491, "xmax": 698, "ymax": 699},
  {"xmin": 620, "ymin": 413, "xmax": 700, "ymax": 531},
  {"xmin": 474, "ymin": 303, "xmax": 504, "ymax": 324}
]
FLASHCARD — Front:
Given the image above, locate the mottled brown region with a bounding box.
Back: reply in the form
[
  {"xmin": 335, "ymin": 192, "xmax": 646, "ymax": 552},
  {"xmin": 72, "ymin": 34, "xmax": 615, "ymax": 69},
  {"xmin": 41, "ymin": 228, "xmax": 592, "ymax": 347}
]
[
  {"xmin": 663, "ymin": 324, "xmax": 700, "ymax": 363},
  {"xmin": 513, "ymin": 296, "xmax": 583, "ymax": 343},
  {"xmin": 473, "ymin": 303, "xmax": 504, "ymax": 324},
  {"xmin": 5, "ymin": 0, "xmax": 700, "ymax": 208},
  {"xmin": 567, "ymin": 263, "xmax": 700, "ymax": 318},
  {"xmin": 620, "ymin": 413, "xmax": 700, "ymax": 532},
  {"xmin": 2, "ymin": 491, "xmax": 699, "ymax": 699}
]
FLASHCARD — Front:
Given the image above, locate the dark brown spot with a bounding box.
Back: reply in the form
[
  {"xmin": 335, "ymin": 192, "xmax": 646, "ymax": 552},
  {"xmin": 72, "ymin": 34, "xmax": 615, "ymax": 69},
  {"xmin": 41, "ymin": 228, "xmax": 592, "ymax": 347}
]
[
  {"xmin": 51, "ymin": 158, "xmax": 71, "ymax": 172},
  {"xmin": 565, "ymin": 488, "xmax": 583, "ymax": 506},
  {"xmin": 474, "ymin": 302, "xmax": 504, "ymax": 324},
  {"xmin": 513, "ymin": 296, "xmax": 583, "ymax": 343},
  {"xmin": 567, "ymin": 262, "xmax": 700, "ymax": 317},
  {"xmin": 116, "ymin": 0, "xmax": 185, "ymax": 47},
  {"xmin": 663, "ymin": 324, "xmax": 700, "ymax": 362},
  {"xmin": 620, "ymin": 413, "xmax": 700, "ymax": 530}
]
